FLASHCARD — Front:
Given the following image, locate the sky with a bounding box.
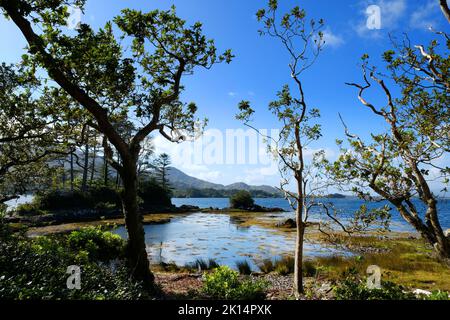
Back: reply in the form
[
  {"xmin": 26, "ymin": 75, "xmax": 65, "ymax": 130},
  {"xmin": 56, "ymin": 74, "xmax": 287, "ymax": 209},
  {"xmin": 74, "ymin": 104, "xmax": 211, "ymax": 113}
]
[{"xmin": 0, "ymin": 0, "xmax": 448, "ymax": 192}]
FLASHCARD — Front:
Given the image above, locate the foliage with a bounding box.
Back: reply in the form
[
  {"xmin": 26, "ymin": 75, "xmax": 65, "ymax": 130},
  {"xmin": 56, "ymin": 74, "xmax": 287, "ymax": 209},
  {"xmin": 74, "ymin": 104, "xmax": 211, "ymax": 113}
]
[
  {"xmin": 424, "ymin": 290, "xmax": 450, "ymax": 300},
  {"xmin": 138, "ymin": 179, "xmax": 172, "ymax": 209},
  {"xmin": 202, "ymin": 266, "xmax": 267, "ymax": 300},
  {"xmin": 236, "ymin": 260, "xmax": 252, "ymax": 275},
  {"xmin": 0, "ymin": 63, "xmax": 69, "ymax": 205},
  {"xmin": 173, "ymin": 187, "xmax": 281, "ymax": 198},
  {"xmin": 230, "ymin": 191, "xmax": 254, "ymax": 209},
  {"xmin": 324, "ymin": 32, "xmax": 450, "ymax": 257},
  {"xmin": 333, "ymin": 269, "xmax": 416, "ymax": 300},
  {"xmin": 20, "ymin": 186, "xmax": 122, "ymax": 213},
  {"xmin": 0, "ymin": 227, "xmax": 146, "ymax": 300},
  {"xmin": 152, "ymin": 153, "xmax": 172, "ymax": 190},
  {"xmin": 66, "ymin": 227, "xmax": 125, "ymax": 262}
]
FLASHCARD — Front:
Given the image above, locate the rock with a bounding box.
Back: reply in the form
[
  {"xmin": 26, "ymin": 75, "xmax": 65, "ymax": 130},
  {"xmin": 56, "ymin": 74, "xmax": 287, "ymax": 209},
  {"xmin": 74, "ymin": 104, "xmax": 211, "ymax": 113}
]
[
  {"xmin": 276, "ymin": 218, "xmax": 296, "ymax": 229},
  {"xmin": 444, "ymin": 229, "xmax": 450, "ymax": 238},
  {"xmin": 413, "ymin": 289, "xmax": 432, "ymax": 297}
]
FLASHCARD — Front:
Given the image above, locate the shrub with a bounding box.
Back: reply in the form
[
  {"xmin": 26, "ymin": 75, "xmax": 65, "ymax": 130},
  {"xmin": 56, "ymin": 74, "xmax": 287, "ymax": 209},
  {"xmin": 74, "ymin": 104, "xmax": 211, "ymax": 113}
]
[
  {"xmin": 34, "ymin": 190, "xmax": 93, "ymax": 211},
  {"xmin": 236, "ymin": 260, "xmax": 252, "ymax": 275},
  {"xmin": 66, "ymin": 227, "xmax": 125, "ymax": 262},
  {"xmin": 202, "ymin": 266, "xmax": 267, "ymax": 300},
  {"xmin": 0, "ymin": 228, "xmax": 146, "ymax": 300},
  {"xmin": 229, "ymin": 191, "xmax": 254, "ymax": 209},
  {"xmin": 334, "ymin": 269, "xmax": 416, "ymax": 300},
  {"xmin": 88, "ymin": 186, "xmax": 121, "ymax": 208},
  {"xmin": 15, "ymin": 203, "xmax": 46, "ymax": 216},
  {"xmin": 424, "ymin": 291, "xmax": 450, "ymax": 300},
  {"xmin": 138, "ymin": 180, "xmax": 172, "ymax": 209}
]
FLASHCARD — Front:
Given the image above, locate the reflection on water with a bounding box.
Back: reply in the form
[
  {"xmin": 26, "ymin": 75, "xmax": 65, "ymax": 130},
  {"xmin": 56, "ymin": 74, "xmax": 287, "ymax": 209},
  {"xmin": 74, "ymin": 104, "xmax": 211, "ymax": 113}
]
[{"xmin": 113, "ymin": 212, "xmax": 351, "ymax": 271}]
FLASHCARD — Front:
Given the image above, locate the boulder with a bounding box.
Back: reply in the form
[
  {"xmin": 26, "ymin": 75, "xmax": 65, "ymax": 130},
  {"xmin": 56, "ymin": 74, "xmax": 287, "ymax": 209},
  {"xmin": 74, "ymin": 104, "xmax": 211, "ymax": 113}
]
[{"xmin": 276, "ymin": 218, "xmax": 296, "ymax": 229}]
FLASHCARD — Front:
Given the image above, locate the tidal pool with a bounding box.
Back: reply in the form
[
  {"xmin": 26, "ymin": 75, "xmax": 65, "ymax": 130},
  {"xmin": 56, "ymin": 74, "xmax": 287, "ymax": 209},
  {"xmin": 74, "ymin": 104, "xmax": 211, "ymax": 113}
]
[{"xmin": 113, "ymin": 212, "xmax": 351, "ymax": 271}]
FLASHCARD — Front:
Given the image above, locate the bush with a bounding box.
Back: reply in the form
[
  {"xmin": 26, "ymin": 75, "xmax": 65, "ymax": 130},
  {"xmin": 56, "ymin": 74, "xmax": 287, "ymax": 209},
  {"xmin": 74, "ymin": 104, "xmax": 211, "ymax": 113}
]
[
  {"xmin": 0, "ymin": 227, "xmax": 146, "ymax": 300},
  {"xmin": 229, "ymin": 191, "xmax": 254, "ymax": 209},
  {"xmin": 334, "ymin": 269, "xmax": 416, "ymax": 300},
  {"xmin": 236, "ymin": 260, "xmax": 252, "ymax": 275},
  {"xmin": 88, "ymin": 186, "xmax": 121, "ymax": 208},
  {"xmin": 202, "ymin": 266, "xmax": 267, "ymax": 300},
  {"xmin": 33, "ymin": 190, "xmax": 93, "ymax": 211},
  {"xmin": 66, "ymin": 227, "xmax": 125, "ymax": 262},
  {"xmin": 29, "ymin": 187, "xmax": 122, "ymax": 213},
  {"xmin": 138, "ymin": 180, "xmax": 172, "ymax": 209},
  {"xmin": 15, "ymin": 203, "xmax": 46, "ymax": 216}
]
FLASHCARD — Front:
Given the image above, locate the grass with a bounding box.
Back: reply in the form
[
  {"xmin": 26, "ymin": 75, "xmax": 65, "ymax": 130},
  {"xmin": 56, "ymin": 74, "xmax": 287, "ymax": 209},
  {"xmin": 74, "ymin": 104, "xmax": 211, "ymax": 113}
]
[
  {"xmin": 185, "ymin": 258, "xmax": 220, "ymax": 271},
  {"xmin": 26, "ymin": 213, "xmax": 181, "ymax": 236},
  {"xmin": 236, "ymin": 260, "xmax": 252, "ymax": 275},
  {"xmin": 309, "ymin": 235, "xmax": 450, "ymax": 291}
]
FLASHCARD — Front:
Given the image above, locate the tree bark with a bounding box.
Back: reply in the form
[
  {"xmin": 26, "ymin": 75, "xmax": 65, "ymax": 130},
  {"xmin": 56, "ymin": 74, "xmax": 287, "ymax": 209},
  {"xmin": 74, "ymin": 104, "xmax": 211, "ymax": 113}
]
[
  {"xmin": 70, "ymin": 152, "xmax": 74, "ymax": 192},
  {"xmin": 121, "ymin": 157, "xmax": 155, "ymax": 291},
  {"xmin": 440, "ymin": 0, "xmax": 450, "ymax": 24},
  {"xmin": 294, "ymin": 211, "xmax": 305, "ymax": 298}
]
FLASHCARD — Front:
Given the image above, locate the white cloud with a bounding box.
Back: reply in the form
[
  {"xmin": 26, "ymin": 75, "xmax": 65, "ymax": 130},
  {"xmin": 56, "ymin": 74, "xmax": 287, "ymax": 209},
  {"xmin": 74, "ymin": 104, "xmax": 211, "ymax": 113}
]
[
  {"xmin": 228, "ymin": 92, "xmax": 237, "ymax": 97},
  {"xmin": 321, "ymin": 29, "xmax": 345, "ymax": 48},
  {"xmin": 410, "ymin": 0, "xmax": 440, "ymax": 30},
  {"xmin": 355, "ymin": 0, "xmax": 407, "ymax": 38}
]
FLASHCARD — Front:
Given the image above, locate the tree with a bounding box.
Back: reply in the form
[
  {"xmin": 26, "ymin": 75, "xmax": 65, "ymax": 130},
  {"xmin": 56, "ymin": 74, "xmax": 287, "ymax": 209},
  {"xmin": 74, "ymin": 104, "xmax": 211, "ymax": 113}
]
[
  {"xmin": 237, "ymin": 0, "xmax": 325, "ymax": 297},
  {"xmin": 237, "ymin": 1, "xmax": 390, "ymax": 298},
  {"xmin": 0, "ymin": 0, "xmax": 232, "ymax": 290},
  {"xmin": 326, "ymin": 32, "xmax": 449, "ymax": 259},
  {"xmin": 152, "ymin": 153, "xmax": 171, "ymax": 190},
  {"xmin": 0, "ymin": 63, "xmax": 69, "ymax": 204},
  {"xmin": 229, "ymin": 190, "xmax": 254, "ymax": 209}
]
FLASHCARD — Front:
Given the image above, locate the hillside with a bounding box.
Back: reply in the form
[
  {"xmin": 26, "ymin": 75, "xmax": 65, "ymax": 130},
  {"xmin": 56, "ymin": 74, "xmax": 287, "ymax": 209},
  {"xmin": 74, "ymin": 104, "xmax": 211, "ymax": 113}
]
[{"xmin": 167, "ymin": 167, "xmax": 283, "ymax": 197}]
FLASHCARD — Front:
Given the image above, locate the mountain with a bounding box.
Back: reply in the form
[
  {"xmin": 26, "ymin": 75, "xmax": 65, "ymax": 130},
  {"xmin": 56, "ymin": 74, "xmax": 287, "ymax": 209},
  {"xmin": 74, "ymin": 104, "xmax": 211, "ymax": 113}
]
[{"xmin": 167, "ymin": 167, "xmax": 282, "ymax": 197}]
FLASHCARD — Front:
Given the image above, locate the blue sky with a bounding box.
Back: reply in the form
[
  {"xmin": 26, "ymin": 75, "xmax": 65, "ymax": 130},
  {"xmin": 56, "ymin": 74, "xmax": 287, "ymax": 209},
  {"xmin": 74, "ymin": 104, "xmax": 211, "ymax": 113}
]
[{"xmin": 0, "ymin": 0, "xmax": 448, "ymax": 192}]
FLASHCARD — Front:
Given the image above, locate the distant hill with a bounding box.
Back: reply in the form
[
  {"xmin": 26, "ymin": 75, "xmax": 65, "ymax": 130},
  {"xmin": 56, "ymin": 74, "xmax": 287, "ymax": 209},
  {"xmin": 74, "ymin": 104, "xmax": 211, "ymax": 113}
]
[{"xmin": 167, "ymin": 167, "xmax": 283, "ymax": 197}]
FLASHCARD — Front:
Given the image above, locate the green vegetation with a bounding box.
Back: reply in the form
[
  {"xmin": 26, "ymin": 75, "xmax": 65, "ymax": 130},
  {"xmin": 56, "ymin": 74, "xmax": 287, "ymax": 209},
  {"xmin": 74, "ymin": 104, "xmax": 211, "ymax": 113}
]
[
  {"xmin": 186, "ymin": 258, "xmax": 220, "ymax": 271},
  {"xmin": 173, "ymin": 188, "xmax": 281, "ymax": 199},
  {"xmin": 138, "ymin": 179, "xmax": 172, "ymax": 209},
  {"xmin": 0, "ymin": 225, "xmax": 147, "ymax": 300},
  {"xmin": 334, "ymin": 269, "xmax": 416, "ymax": 300},
  {"xmin": 236, "ymin": 260, "xmax": 252, "ymax": 275},
  {"xmin": 202, "ymin": 266, "xmax": 267, "ymax": 300},
  {"xmin": 230, "ymin": 191, "xmax": 255, "ymax": 209}
]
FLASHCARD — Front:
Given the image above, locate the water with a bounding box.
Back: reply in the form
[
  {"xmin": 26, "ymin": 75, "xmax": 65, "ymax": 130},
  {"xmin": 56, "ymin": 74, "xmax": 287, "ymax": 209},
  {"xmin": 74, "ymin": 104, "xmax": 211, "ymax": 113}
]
[
  {"xmin": 113, "ymin": 212, "xmax": 351, "ymax": 271},
  {"xmin": 172, "ymin": 197, "xmax": 450, "ymax": 231},
  {"xmin": 8, "ymin": 195, "xmax": 450, "ymax": 270}
]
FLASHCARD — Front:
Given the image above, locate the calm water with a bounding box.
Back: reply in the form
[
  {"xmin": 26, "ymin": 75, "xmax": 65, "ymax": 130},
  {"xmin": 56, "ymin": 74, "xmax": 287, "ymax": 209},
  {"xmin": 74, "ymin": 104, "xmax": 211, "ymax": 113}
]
[
  {"xmin": 8, "ymin": 195, "xmax": 450, "ymax": 271},
  {"xmin": 172, "ymin": 197, "xmax": 450, "ymax": 231},
  {"xmin": 113, "ymin": 212, "xmax": 351, "ymax": 271}
]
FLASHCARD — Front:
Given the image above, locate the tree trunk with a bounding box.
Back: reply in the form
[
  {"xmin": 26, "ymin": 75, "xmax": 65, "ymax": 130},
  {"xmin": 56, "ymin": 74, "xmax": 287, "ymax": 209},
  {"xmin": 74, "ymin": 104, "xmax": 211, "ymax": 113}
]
[
  {"xmin": 104, "ymin": 156, "xmax": 108, "ymax": 186},
  {"xmin": 70, "ymin": 152, "xmax": 74, "ymax": 192},
  {"xmin": 90, "ymin": 136, "xmax": 97, "ymax": 184},
  {"xmin": 81, "ymin": 137, "xmax": 89, "ymax": 192},
  {"xmin": 294, "ymin": 208, "xmax": 305, "ymax": 298},
  {"xmin": 121, "ymin": 158, "xmax": 155, "ymax": 291}
]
